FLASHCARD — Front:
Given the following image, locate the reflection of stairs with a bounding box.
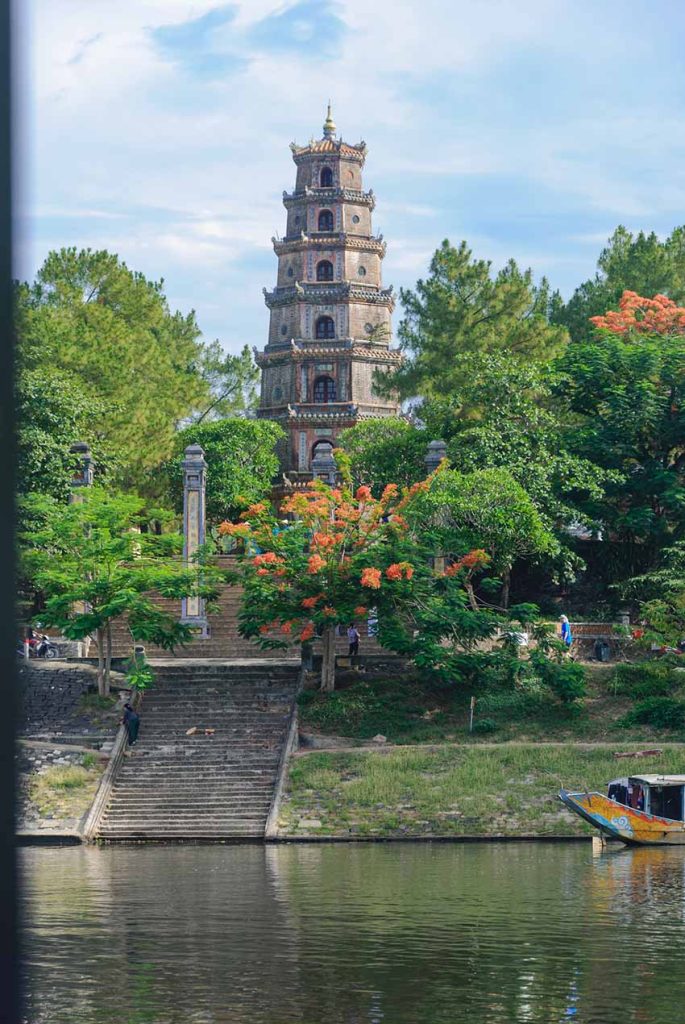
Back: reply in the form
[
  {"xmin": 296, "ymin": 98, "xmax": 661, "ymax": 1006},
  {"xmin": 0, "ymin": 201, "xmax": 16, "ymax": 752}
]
[{"xmin": 97, "ymin": 661, "xmax": 299, "ymax": 841}]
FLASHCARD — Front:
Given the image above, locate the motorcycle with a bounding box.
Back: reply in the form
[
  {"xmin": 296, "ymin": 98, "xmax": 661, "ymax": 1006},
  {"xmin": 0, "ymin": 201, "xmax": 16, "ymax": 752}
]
[{"xmin": 17, "ymin": 632, "xmax": 59, "ymax": 660}]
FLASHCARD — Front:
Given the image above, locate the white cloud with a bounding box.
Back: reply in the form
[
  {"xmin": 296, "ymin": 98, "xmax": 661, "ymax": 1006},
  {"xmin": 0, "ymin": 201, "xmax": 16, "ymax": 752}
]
[{"xmin": 20, "ymin": 0, "xmax": 685, "ymax": 350}]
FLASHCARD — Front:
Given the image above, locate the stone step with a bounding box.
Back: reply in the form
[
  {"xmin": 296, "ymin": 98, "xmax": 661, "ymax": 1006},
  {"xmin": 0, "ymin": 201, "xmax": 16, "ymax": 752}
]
[{"xmin": 95, "ymin": 662, "xmax": 297, "ymax": 840}]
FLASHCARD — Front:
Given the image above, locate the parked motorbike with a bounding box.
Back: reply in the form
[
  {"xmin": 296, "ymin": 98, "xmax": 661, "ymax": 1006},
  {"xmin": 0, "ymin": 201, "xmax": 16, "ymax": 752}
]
[{"xmin": 17, "ymin": 632, "xmax": 59, "ymax": 660}]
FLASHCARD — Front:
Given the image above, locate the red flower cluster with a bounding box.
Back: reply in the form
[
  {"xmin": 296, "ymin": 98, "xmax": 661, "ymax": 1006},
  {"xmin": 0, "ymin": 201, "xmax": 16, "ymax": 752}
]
[
  {"xmin": 590, "ymin": 291, "xmax": 685, "ymax": 336},
  {"xmin": 445, "ymin": 549, "xmax": 490, "ymax": 577},
  {"xmin": 385, "ymin": 562, "xmax": 414, "ymax": 581},
  {"xmin": 307, "ymin": 554, "xmax": 326, "ymax": 574},
  {"xmin": 361, "ymin": 567, "xmax": 382, "ymax": 589}
]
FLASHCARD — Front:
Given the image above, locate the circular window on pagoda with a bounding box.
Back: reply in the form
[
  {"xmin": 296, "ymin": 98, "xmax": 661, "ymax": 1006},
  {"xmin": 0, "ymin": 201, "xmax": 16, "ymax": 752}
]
[
  {"xmin": 365, "ymin": 323, "xmax": 374, "ymax": 334},
  {"xmin": 280, "ymin": 324, "xmax": 288, "ymax": 336},
  {"xmin": 358, "ymin": 266, "xmax": 367, "ymax": 277},
  {"xmin": 352, "ymin": 214, "xmax": 360, "ymax": 224}
]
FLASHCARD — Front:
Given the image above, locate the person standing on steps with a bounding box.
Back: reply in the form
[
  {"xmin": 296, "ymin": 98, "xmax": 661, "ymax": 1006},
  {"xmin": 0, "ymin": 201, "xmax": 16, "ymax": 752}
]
[
  {"xmin": 347, "ymin": 623, "xmax": 360, "ymax": 658},
  {"xmin": 122, "ymin": 702, "xmax": 140, "ymax": 746}
]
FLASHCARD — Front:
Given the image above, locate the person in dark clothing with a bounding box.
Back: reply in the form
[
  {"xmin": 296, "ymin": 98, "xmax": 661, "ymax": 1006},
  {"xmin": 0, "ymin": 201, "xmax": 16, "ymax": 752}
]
[
  {"xmin": 122, "ymin": 702, "xmax": 140, "ymax": 746},
  {"xmin": 347, "ymin": 623, "xmax": 360, "ymax": 657}
]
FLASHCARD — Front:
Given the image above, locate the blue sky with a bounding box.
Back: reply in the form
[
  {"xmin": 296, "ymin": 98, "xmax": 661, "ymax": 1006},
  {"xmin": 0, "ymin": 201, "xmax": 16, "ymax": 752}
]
[{"xmin": 19, "ymin": 0, "xmax": 685, "ymax": 353}]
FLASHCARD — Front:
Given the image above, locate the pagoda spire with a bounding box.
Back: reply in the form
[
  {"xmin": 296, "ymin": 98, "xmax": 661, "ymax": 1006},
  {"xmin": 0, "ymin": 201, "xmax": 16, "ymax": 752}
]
[{"xmin": 322, "ymin": 102, "xmax": 336, "ymax": 140}]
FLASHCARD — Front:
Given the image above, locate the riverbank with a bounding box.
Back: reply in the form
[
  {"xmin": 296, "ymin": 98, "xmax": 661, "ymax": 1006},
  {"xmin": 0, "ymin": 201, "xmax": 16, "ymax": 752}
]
[{"xmin": 276, "ymin": 742, "xmax": 685, "ymax": 838}]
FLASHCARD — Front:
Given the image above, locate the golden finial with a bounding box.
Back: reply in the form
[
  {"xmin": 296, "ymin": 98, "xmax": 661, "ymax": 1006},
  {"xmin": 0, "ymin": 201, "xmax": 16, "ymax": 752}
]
[{"xmin": 323, "ymin": 101, "xmax": 336, "ymax": 139}]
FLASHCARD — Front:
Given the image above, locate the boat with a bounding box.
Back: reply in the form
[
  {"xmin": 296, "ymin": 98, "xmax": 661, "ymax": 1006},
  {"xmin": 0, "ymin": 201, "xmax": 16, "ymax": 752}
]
[{"xmin": 560, "ymin": 775, "xmax": 685, "ymax": 845}]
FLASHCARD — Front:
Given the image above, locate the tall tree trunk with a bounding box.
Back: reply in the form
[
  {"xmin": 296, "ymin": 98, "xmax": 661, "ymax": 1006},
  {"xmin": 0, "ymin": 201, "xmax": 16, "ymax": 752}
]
[
  {"xmin": 501, "ymin": 567, "xmax": 511, "ymax": 610},
  {"xmin": 465, "ymin": 581, "xmax": 479, "ymax": 612},
  {"xmin": 96, "ymin": 627, "xmax": 106, "ymax": 697},
  {"xmin": 104, "ymin": 622, "xmax": 113, "ymax": 697},
  {"xmin": 320, "ymin": 626, "xmax": 337, "ymax": 692}
]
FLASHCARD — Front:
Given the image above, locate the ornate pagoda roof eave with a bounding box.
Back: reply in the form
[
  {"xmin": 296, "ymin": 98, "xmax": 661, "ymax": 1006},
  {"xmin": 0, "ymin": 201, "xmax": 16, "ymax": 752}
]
[
  {"xmin": 290, "ymin": 138, "xmax": 367, "ymax": 163},
  {"xmin": 282, "ymin": 187, "xmax": 375, "ymax": 209},
  {"xmin": 254, "ymin": 343, "xmax": 403, "ymax": 366},
  {"xmin": 262, "ymin": 282, "xmax": 395, "ymax": 310},
  {"xmin": 272, "ymin": 233, "xmax": 386, "ymax": 257}
]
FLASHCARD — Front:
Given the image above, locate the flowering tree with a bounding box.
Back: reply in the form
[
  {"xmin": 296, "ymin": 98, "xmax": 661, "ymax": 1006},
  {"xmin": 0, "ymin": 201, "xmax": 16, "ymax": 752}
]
[
  {"xmin": 219, "ymin": 473, "xmax": 438, "ymax": 690},
  {"xmin": 590, "ymin": 291, "xmax": 685, "ymax": 336}
]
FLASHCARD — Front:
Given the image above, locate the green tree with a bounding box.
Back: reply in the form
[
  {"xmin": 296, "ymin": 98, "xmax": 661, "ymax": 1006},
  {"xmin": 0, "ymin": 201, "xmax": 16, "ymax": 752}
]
[
  {"xmin": 381, "ymin": 239, "xmax": 567, "ymax": 399},
  {"xmin": 159, "ymin": 418, "xmax": 285, "ymax": 528},
  {"xmin": 554, "ymin": 226, "xmax": 685, "ymax": 342},
  {"xmin": 559, "ymin": 314, "xmax": 685, "ymax": 578},
  {"xmin": 624, "ymin": 543, "xmax": 685, "ymax": 648},
  {"xmin": 16, "ymin": 248, "xmax": 212, "ymax": 489},
  {"xmin": 22, "ymin": 488, "xmax": 221, "ymax": 695},
  {"xmin": 412, "ymin": 468, "xmax": 558, "ymax": 608},
  {"xmin": 192, "ymin": 342, "xmax": 259, "ymax": 422},
  {"xmin": 16, "ymin": 367, "xmax": 111, "ymax": 505},
  {"xmin": 420, "ymin": 355, "xmax": 607, "ymax": 528},
  {"xmin": 338, "ymin": 418, "xmax": 428, "ymax": 493}
]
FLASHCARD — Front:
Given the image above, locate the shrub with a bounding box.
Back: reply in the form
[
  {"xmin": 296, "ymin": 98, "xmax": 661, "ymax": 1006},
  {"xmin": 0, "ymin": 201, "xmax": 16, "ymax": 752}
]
[
  {"xmin": 531, "ymin": 654, "xmax": 586, "ymax": 703},
  {"xmin": 622, "ymin": 696, "xmax": 685, "ymax": 730},
  {"xmin": 471, "ymin": 718, "xmax": 498, "ymax": 735},
  {"xmin": 610, "ymin": 662, "xmax": 679, "ymax": 700},
  {"xmin": 81, "ymin": 752, "xmax": 96, "ymax": 770}
]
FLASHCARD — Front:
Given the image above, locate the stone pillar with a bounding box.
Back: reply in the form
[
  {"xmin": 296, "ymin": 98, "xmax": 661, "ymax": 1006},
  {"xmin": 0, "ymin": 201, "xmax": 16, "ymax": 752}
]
[
  {"xmin": 425, "ymin": 439, "xmax": 447, "ymax": 574},
  {"xmin": 69, "ymin": 441, "xmax": 94, "ymax": 502},
  {"xmin": 424, "ymin": 438, "xmax": 447, "ymax": 475},
  {"xmin": 181, "ymin": 444, "xmax": 209, "ymax": 635}
]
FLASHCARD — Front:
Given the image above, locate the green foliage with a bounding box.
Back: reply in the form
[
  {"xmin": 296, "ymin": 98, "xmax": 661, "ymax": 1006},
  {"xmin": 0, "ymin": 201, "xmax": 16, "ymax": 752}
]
[
  {"xmin": 380, "ymin": 239, "xmax": 567, "ymax": 400},
  {"xmin": 124, "ymin": 653, "xmax": 155, "ymax": 691},
  {"xmin": 622, "ymin": 696, "xmax": 685, "ymax": 730},
  {"xmin": 158, "ymin": 418, "xmax": 284, "ymax": 527},
  {"xmin": 554, "ymin": 226, "xmax": 685, "ymax": 342},
  {"xmin": 624, "ymin": 544, "xmax": 685, "ymax": 647},
  {"xmin": 192, "ymin": 342, "xmax": 259, "ymax": 422},
  {"xmin": 81, "ymin": 753, "xmax": 97, "ymax": 770},
  {"xmin": 421, "ymin": 356, "xmax": 607, "ymax": 531},
  {"xmin": 16, "ymin": 367, "xmax": 113, "ymax": 506},
  {"xmin": 16, "ymin": 248, "xmax": 213, "ymax": 490},
  {"xmin": 610, "ymin": 662, "xmax": 680, "ymax": 700},
  {"xmin": 21, "ymin": 487, "xmax": 221, "ymax": 694},
  {"xmin": 338, "ymin": 418, "xmax": 428, "ymax": 493},
  {"xmin": 558, "ymin": 327, "xmax": 685, "ymax": 572},
  {"xmin": 530, "ymin": 655, "xmax": 586, "ymax": 704},
  {"xmin": 416, "ymin": 467, "xmax": 557, "ymax": 572},
  {"xmin": 471, "ymin": 717, "xmax": 498, "ymax": 735}
]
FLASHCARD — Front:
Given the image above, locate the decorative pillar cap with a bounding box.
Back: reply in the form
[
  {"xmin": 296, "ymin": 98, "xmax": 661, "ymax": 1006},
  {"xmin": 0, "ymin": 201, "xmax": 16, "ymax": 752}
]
[
  {"xmin": 182, "ymin": 443, "xmax": 207, "ymax": 473},
  {"xmin": 425, "ymin": 438, "xmax": 447, "ymax": 473}
]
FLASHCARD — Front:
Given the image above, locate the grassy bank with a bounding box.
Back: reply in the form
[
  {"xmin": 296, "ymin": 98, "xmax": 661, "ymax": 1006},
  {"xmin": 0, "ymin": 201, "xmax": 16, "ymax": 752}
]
[
  {"xmin": 278, "ymin": 743, "xmax": 685, "ymax": 838},
  {"xmin": 298, "ymin": 661, "xmax": 685, "ymax": 745},
  {"xmin": 28, "ymin": 759, "xmax": 104, "ymax": 822}
]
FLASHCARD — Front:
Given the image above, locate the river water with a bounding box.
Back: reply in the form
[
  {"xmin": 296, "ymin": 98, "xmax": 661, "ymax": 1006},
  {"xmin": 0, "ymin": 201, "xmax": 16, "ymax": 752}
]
[{"xmin": 20, "ymin": 842, "xmax": 685, "ymax": 1024}]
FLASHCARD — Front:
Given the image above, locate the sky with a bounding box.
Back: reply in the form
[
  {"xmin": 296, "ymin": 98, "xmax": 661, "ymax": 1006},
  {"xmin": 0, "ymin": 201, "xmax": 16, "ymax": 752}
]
[{"xmin": 18, "ymin": 0, "xmax": 685, "ymax": 354}]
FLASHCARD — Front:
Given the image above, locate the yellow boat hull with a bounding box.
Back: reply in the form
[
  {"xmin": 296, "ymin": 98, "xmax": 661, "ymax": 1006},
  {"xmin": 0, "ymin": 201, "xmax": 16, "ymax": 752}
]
[{"xmin": 559, "ymin": 790, "xmax": 685, "ymax": 846}]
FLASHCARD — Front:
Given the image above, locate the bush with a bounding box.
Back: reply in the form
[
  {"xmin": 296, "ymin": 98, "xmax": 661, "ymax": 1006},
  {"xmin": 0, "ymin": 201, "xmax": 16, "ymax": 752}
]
[
  {"xmin": 610, "ymin": 662, "xmax": 679, "ymax": 700},
  {"xmin": 622, "ymin": 696, "xmax": 685, "ymax": 730},
  {"xmin": 531, "ymin": 654, "xmax": 586, "ymax": 703},
  {"xmin": 471, "ymin": 718, "xmax": 498, "ymax": 735}
]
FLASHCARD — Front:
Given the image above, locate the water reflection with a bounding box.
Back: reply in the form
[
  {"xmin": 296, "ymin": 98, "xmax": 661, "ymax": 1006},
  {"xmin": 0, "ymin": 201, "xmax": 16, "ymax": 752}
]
[{"xmin": 21, "ymin": 843, "xmax": 685, "ymax": 1024}]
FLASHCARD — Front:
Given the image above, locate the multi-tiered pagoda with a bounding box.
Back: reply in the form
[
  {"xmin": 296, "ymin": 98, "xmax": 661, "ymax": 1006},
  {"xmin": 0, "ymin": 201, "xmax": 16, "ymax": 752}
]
[{"xmin": 256, "ymin": 106, "xmax": 401, "ymax": 481}]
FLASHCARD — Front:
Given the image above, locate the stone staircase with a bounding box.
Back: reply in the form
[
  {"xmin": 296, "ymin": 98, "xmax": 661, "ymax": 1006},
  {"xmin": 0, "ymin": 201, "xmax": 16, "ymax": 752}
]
[{"xmin": 96, "ymin": 661, "xmax": 299, "ymax": 841}]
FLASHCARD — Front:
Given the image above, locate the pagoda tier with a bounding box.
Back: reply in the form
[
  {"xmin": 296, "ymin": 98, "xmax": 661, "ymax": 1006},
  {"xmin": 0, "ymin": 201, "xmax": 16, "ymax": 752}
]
[{"xmin": 256, "ymin": 107, "xmax": 401, "ymax": 478}]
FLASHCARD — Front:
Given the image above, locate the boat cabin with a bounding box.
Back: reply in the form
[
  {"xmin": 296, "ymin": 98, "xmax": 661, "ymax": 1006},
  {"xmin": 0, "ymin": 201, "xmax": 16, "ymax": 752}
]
[{"xmin": 607, "ymin": 775, "xmax": 685, "ymax": 822}]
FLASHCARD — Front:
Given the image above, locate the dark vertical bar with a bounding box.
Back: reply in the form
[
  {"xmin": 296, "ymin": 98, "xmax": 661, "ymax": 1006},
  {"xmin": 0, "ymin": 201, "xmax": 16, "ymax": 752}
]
[{"xmin": 0, "ymin": 0, "xmax": 18, "ymax": 1020}]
